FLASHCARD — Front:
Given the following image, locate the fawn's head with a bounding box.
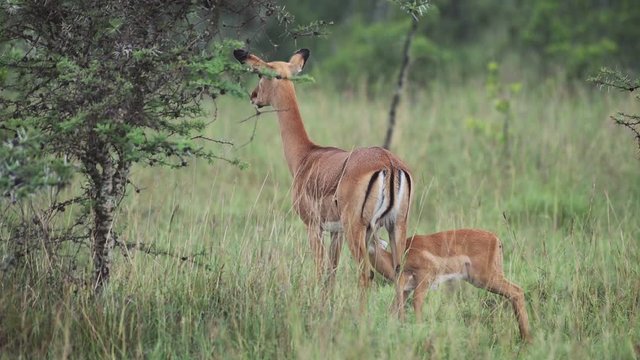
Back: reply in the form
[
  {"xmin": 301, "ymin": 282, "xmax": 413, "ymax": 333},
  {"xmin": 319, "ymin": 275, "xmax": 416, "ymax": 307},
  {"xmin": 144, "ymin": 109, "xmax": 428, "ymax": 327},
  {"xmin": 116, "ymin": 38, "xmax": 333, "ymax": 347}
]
[{"xmin": 233, "ymin": 48, "xmax": 309, "ymax": 108}]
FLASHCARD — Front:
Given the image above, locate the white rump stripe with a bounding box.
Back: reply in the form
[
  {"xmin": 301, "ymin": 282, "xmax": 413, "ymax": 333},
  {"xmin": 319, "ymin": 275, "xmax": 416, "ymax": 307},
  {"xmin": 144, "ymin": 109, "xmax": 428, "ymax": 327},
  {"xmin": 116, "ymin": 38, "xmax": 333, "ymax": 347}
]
[
  {"xmin": 370, "ymin": 171, "xmax": 388, "ymax": 228},
  {"xmin": 395, "ymin": 170, "xmax": 405, "ymax": 215},
  {"xmin": 382, "ymin": 169, "xmax": 407, "ymax": 226}
]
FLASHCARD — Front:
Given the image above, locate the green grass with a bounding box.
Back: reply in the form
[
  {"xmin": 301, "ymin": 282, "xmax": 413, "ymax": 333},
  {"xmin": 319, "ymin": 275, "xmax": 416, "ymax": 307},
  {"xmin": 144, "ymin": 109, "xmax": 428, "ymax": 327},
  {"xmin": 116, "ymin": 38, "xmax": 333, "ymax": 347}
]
[{"xmin": 1, "ymin": 78, "xmax": 639, "ymax": 359}]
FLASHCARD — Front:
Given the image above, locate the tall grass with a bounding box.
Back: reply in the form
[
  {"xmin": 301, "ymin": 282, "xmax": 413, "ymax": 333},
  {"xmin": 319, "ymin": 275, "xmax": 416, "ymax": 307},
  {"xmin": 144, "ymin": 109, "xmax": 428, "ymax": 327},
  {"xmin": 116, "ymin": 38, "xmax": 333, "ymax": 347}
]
[{"xmin": 1, "ymin": 79, "xmax": 639, "ymax": 359}]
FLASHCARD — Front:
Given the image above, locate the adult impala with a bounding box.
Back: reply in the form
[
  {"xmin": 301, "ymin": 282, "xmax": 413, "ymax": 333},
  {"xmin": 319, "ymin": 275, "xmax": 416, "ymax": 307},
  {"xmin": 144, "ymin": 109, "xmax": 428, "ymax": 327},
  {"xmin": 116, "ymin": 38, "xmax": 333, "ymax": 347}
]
[
  {"xmin": 233, "ymin": 48, "xmax": 413, "ymax": 310},
  {"xmin": 368, "ymin": 229, "xmax": 531, "ymax": 341}
]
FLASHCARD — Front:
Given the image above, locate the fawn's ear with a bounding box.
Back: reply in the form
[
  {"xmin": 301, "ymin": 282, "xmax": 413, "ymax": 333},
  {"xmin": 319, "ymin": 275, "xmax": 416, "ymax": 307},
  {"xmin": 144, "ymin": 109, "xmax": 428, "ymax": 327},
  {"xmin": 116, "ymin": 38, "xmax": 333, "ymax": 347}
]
[
  {"xmin": 233, "ymin": 49, "xmax": 268, "ymax": 71},
  {"xmin": 288, "ymin": 48, "xmax": 310, "ymax": 74}
]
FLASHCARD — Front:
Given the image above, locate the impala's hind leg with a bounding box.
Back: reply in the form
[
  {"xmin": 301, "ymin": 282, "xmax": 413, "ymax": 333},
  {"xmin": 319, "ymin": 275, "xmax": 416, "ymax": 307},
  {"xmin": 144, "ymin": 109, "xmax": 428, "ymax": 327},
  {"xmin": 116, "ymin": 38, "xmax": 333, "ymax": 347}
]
[
  {"xmin": 344, "ymin": 222, "xmax": 371, "ymax": 311},
  {"xmin": 346, "ymin": 224, "xmax": 370, "ymax": 288},
  {"xmin": 326, "ymin": 231, "xmax": 344, "ymax": 286}
]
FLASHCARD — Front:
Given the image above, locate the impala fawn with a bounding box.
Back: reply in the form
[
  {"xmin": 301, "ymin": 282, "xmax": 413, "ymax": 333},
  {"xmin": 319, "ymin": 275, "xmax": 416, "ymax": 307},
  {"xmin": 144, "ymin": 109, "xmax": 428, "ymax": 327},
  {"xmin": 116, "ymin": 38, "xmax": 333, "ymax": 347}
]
[
  {"xmin": 369, "ymin": 229, "xmax": 531, "ymax": 341},
  {"xmin": 233, "ymin": 48, "xmax": 413, "ymax": 314}
]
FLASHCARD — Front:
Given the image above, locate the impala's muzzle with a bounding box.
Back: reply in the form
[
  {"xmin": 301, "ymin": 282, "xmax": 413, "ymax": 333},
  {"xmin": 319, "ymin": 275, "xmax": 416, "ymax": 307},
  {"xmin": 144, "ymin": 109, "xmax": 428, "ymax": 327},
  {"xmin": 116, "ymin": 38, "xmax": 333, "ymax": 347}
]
[
  {"xmin": 251, "ymin": 99, "xmax": 265, "ymax": 109},
  {"xmin": 250, "ymin": 89, "xmax": 266, "ymax": 108}
]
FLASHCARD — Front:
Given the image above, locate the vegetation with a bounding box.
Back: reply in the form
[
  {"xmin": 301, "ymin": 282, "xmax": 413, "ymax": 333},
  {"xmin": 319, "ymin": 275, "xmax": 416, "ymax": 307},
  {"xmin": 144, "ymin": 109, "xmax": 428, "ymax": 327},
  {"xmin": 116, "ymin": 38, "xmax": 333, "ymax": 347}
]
[
  {"xmin": 2, "ymin": 79, "xmax": 639, "ymax": 358},
  {"xmin": 0, "ymin": 0, "xmax": 273, "ymax": 291},
  {"xmin": 270, "ymin": 0, "xmax": 640, "ymax": 87}
]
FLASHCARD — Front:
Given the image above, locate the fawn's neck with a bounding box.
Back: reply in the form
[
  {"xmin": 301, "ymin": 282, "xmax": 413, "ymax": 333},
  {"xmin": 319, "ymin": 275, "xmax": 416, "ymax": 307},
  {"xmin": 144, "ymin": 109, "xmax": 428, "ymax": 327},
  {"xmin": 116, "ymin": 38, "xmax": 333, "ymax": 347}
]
[{"xmin": 368, "ymin": 245, "xmax": 396, "ymax": 282}]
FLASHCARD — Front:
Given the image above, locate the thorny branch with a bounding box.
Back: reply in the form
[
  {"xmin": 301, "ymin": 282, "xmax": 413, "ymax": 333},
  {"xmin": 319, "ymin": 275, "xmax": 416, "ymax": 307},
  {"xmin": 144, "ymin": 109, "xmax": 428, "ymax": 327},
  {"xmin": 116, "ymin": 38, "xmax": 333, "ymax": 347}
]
[
  {"xmin": 590, "ymin": 68, "xmax": 640, "ymax": 154},
  {"xmin": 191, "ymin": 135, "xmax": 234, "ymax": 146},
  {"xmin": 590, "ymin": 68, "xmax": 640, "ymax": 92},
  {"xmin": 115, "ymin": 237, "xmax": 213, "ymax": 271}
]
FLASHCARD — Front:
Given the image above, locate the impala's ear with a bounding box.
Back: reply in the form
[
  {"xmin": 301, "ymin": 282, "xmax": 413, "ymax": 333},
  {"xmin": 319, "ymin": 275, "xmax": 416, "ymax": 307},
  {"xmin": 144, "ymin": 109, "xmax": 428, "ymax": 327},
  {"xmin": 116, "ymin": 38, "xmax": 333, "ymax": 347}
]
[
  {"xmin": 233, "ymin": 49, "xmax": 267, "ymax": 71},
  {"xmin": 288, "ymin": 48, "xmax": 310, "ymax": 74}
]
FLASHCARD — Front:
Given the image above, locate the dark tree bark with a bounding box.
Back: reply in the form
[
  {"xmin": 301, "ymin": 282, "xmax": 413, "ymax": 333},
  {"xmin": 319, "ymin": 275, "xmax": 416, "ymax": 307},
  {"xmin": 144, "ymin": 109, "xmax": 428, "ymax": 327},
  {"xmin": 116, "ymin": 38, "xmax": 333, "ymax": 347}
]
[
  {"xmin": 383, "ymin": 18, "xmax": 418, "ymax": 150},
  {"xmin": 85, "ymin": 138, "xmax": 130, "ymax": 292}
]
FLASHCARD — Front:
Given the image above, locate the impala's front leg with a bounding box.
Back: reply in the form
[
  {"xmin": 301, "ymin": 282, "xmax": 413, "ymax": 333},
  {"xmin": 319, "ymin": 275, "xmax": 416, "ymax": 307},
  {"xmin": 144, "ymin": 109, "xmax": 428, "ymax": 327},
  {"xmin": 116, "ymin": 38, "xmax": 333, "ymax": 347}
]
[
  {"xmin": 325, "ymin": 231, "xmax": 344, "ymax": 286},
  {"xmin": 307, "ymin": 225, "xmax": 325, "ymax": 279}
]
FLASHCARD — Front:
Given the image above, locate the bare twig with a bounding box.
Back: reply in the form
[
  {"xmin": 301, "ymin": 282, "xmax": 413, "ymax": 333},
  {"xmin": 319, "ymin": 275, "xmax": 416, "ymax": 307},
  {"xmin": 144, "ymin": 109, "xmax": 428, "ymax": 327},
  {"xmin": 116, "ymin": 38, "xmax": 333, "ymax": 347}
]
[
  {"xmin": 115, "ymin": 237, "xmax": 212, "ymax": 271},
  {"xmin": 126, "ymin": 179, "xmax": 145, "ymax": 194},
  {"xmin": 238, "ymin": 117, "xmax": 260, "ymax": 148},
  {"xmin": 238, "ymin": 107, "xmax": 284, "ymax": 123},
  {"xmin": 237, "ymin": 107, "xmax": 287, "ymax": 148},
  {"xmin": 191, "ymin": 135, "xmax": 234, "ymax": 146}
]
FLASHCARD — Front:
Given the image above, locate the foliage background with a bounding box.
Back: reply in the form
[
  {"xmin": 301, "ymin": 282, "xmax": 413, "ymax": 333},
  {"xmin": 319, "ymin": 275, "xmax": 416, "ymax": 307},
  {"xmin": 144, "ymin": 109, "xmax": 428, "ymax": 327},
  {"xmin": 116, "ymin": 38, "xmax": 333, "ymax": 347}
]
[{"xmin": 261, "ymin": 0, "xmax": 640, "ymax": 89}]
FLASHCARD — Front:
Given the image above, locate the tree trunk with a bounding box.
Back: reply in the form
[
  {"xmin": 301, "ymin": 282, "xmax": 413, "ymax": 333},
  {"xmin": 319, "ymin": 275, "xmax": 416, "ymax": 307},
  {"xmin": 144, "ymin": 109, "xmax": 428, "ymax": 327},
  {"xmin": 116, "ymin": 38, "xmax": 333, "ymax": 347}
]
[
  {"xmin": 85, "ymin": 141, "xmax": 130, "ymax": 293},
  {"xmin": 92, "ymin": 183, "xmax": 116, "ymax": 293},
  {"xmin": 383, "ymin": 18, "xmax": 418, "ymax": 150}
]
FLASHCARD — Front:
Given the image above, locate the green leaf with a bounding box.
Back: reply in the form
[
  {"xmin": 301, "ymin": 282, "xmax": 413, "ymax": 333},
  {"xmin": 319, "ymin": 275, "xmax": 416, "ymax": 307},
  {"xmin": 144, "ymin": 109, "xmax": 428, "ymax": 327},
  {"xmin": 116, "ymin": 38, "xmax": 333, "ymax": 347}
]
[
  {"xmin": 510, "ymin": 82, "xmax": 523, "ymax": 95},
  {"xmin": 495, "ymin": 98, "xmax": 510, "ymax": 113},
  {"xmin": 108, "ymin": 18, "xmax": 124, "ymax": 34}
]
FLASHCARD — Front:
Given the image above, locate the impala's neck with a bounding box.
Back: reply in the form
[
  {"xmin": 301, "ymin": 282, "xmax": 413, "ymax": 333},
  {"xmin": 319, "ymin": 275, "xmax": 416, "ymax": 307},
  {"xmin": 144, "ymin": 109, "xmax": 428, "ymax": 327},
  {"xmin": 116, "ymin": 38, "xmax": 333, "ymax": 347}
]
[{"xmin": 272, "ymin": 81, "xmax": 314, "ymax": 175}]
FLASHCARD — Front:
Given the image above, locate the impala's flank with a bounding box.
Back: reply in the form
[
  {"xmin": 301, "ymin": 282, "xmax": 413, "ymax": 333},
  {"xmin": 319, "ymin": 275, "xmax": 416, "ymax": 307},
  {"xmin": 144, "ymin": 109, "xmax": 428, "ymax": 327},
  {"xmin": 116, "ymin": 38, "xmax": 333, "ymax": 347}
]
[
  {"xmin": 233, "ymin": 49, "xmax": 413, "ymax": 313},
  {"xmin": 368, "ymin": 229, "xmax": 531, "ymax": 341}
]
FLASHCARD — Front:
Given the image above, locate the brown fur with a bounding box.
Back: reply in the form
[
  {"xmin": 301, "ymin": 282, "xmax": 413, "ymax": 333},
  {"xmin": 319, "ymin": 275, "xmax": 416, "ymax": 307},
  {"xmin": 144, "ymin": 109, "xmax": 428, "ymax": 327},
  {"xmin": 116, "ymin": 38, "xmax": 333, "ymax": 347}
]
[
  {"xmin": 234, "ymin": 49, "xmax": 414, "ymax": 314},
  {"xmin": 369, "ymin": 229, "xmax": 531, "ymax": 341}
]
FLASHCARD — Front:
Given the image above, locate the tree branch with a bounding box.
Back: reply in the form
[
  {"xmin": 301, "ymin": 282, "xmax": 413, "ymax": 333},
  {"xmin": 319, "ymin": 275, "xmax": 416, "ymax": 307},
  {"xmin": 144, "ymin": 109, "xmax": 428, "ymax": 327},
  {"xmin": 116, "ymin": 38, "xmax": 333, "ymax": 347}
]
[{"xmin": 384, "ymin": 18, "xmax": 418, "ymax": 150}]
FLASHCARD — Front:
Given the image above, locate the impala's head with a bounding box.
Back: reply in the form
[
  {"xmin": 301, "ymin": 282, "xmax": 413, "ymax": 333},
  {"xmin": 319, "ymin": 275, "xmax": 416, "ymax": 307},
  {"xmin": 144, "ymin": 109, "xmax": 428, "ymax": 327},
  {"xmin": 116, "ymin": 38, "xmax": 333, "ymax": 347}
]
[{"xmin": 233, "ymin": 48, "xmax": 310, "ymax": 108}]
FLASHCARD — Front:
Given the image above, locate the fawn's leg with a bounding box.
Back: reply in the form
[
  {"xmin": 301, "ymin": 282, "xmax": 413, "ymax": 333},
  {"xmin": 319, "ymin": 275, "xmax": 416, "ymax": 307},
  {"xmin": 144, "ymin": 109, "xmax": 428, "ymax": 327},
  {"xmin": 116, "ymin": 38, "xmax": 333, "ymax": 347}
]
[
  {"xmin": 387, "ymin": 223, "xmax": 408, "ymax": 319},
  {"xmin": 480, "ymin": 276, "xmax": 531, "ymax": 342},
  {"xmin": 411, "ymin": 271, "xmax": 434, "ymax": 321}
]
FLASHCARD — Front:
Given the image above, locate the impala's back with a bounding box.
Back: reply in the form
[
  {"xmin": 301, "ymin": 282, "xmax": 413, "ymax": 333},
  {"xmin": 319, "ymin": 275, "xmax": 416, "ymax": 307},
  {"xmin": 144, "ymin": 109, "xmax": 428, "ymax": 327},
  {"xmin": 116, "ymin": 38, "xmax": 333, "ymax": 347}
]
[
  {"xmin": 337, "ymin": 147, "xmax": 412, "ymax": 230},
  {"xmin": 293, "ymin": 145, "xmax": 412, "ymax": 240}
]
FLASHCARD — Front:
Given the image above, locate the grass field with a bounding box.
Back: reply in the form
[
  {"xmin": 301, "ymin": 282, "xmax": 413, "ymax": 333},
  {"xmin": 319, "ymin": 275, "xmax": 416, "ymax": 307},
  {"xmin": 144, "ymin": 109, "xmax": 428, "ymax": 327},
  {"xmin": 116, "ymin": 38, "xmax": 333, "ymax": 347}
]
[{"xmin": 1, "ymin": 78, "xmax": 639, "ymax": 359}]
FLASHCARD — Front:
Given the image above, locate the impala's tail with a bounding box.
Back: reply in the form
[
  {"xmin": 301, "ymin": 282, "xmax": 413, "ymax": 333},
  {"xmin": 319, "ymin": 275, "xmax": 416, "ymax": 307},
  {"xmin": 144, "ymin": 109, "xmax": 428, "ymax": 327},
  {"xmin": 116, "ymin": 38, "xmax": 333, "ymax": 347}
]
[{"xmin": 361, "ymin": 168, "xmax": 412, "ymax": 230}]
